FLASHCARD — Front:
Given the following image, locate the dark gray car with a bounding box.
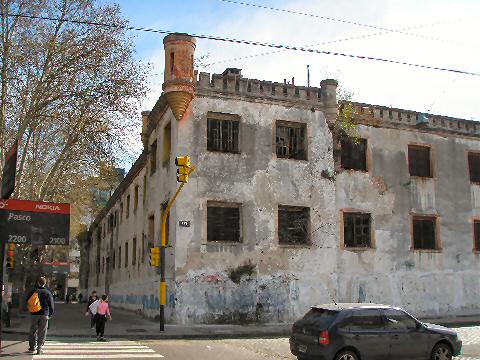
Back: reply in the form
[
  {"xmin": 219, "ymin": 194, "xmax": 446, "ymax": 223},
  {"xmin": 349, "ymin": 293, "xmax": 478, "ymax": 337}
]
[{"xmin": 290, "ymin": 303, "xmax": 462, "ymax": 360}]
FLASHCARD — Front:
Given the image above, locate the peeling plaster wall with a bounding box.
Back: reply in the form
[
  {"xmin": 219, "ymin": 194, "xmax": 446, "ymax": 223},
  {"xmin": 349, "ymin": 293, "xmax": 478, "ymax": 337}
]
[
  {"xmin": 170, "ymin": 95, "xmax": 338, "ymax": 324},
  {"xmin": 336, "ymin": 125, "xmax": 480, "ymax": 318}
]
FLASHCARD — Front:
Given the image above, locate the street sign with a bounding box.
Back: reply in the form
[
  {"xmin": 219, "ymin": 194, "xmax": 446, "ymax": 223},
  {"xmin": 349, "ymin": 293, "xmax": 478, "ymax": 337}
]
[
  {"xmin": 179, "ymin": 220, "xmax": 190, "ymax": 227},
  {"xmin": 0, "ymin": 199, "xmax": 70, "ymax": 245},
  {"xmin": 1, "ymin": 140, "xmax": 18, "ymax": 199},
  {"xmin": 41, "ymin": 261, "xmax": 70, "ymax": 274}
]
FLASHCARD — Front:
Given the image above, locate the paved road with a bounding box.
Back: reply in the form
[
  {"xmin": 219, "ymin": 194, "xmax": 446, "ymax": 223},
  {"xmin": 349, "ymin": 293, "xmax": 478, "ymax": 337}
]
[{"xmin": 2, "ymin": 326, "xmax": 480, "ymax": 359}]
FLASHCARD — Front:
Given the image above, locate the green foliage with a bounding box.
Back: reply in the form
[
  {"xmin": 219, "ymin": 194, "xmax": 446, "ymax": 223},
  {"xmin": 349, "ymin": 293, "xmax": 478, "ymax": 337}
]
[{"xmin": 228, "ymin": 261, "xmax": 256, "ymax": 284}]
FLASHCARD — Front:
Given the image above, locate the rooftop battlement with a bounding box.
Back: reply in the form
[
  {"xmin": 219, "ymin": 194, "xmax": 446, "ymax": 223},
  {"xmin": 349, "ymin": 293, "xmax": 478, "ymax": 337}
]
[
  {"xmin": 195, "ymin": 70, "xmax": 338, "ymax": 108},
  {"xmin": 347, "ymin": 102, "xmax": 480, "ymax": 137}
]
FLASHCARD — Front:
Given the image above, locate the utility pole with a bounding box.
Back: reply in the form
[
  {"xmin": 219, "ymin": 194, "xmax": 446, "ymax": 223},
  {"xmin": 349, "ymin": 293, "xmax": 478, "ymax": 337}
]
[{"xmin": 159, "ymin": 156, "xmax": 195, "ymax": 331}]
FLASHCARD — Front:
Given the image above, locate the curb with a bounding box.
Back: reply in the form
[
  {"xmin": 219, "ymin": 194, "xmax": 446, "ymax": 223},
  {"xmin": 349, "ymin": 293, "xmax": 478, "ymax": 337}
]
[{"xmin": 3, "ymin": 329, "xmax": 291, "ymax": 340}]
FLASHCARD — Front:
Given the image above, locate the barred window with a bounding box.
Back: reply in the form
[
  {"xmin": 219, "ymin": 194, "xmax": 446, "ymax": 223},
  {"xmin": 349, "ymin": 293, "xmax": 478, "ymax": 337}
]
[
  {"xmin": 276, "ymin": 121, "xmax": 307, "ymax": 160},
  {"xmin": 207, "ymin": 115, "xmax": 239, "ymax": 153},
  {"xmin": 207, "ymin": 202, "xmax": 241, "ymax": 242},
  {"xmin": 468, "ymin": 153, "xmax": 480, "ymax": 183},
  {"xmin": 343, "ymin": 212, "xmax": 372, "ymax": 248},
  {"xmin": 413, "ymin": 217, "xmax": 437, "ymax": 250},
  {"xmin": 278, "ymin": 206, "xmax": 310, "ymax": 245},
  {"xmin": 341, "ymin": 138, "xmax": 367, "ymax": 171},
  {"xmin": 408, "ymin": 145, "xmax": 431, "ymax": 177}
]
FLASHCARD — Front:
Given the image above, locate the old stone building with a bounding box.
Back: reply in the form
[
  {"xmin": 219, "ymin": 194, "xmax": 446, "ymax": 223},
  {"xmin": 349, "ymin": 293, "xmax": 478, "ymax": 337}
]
[{"xmin": 81, "ymin": 33, "xmax": 480, "ymax": 324}]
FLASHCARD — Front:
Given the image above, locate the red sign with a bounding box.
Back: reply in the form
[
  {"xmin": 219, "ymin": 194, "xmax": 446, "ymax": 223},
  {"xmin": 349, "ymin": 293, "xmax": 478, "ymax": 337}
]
[{"xmin": 0, "ymin": 199, "xmax": 70, "ymax": 214}]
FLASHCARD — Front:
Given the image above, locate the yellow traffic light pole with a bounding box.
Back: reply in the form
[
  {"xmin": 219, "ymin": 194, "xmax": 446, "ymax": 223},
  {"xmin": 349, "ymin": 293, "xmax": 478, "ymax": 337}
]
[{"xmin": 159, "ymin": 164, "xmax": 196, "ymax": 331}]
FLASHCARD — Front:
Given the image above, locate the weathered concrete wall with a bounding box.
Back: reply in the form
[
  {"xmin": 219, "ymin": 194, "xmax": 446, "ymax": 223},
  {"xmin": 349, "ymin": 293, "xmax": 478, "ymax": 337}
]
[
  {"xmin": 335, "ymin": 124, "xmax": 480, "ymax": 318},
  {"xmin": 170, "ymin": 94, "xmax": 338, "ymax": 324}
]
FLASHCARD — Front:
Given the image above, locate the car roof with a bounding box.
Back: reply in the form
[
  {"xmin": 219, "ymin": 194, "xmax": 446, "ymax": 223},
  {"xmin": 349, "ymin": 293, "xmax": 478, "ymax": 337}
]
[{"xmin": 311, "ymin": 303, "xmax": 397, "ymax": 311}]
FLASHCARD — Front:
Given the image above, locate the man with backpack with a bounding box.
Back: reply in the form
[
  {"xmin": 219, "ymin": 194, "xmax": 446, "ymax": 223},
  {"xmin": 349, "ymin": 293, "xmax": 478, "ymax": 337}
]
[{"xmin": 26, "ymin": 277, "xmax": 54, "ymax": 355}]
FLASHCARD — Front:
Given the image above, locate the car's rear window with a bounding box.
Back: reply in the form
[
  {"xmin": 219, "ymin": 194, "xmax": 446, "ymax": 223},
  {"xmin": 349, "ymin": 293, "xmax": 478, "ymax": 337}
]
[{"xmin": 302, "ymin": 308, "xmax": 339, "ymax": 328}]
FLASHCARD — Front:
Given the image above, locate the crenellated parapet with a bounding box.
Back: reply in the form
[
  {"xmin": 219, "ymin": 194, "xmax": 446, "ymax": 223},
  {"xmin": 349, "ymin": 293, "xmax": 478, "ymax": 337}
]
[
  {"xmin": 195, "ymin": 71, "xmax": 338, "ymax": 112},
  {"xmin": 344, "ymin": 101, "xmax": 480, "ymax": 137}
]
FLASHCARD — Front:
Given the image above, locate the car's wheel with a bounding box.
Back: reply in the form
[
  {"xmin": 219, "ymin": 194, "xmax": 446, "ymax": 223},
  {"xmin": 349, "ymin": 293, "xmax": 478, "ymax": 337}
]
[
  {"xmin": 430, "ymin": 343, "xmax": 453, "ymax": 360},
  {"xmin": 335, "ymin": 350, "xmax": 359, "ymax": 360}
]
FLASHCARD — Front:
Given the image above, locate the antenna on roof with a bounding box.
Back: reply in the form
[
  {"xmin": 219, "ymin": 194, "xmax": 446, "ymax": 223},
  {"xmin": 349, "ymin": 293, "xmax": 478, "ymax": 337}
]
[{"xmin": 307, "ymin": 65, "xmax": 310, "ymax": 87}]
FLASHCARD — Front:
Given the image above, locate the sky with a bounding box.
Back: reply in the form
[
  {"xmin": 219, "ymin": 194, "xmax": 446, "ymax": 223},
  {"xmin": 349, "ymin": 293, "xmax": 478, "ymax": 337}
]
[{"xmin": 105, "ymin": 0, "xmax": 480, "ymax": 167}]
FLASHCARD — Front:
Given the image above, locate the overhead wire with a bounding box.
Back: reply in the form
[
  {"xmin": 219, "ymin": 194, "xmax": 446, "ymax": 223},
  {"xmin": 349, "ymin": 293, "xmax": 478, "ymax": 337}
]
[
  {"xmin": 218, "ymin": 0, "xmax": 480, "ymax": 49},
  {"xmin": 204, "ymin": 15, "xmax": 477, "ymax": 68},
  {"xmin": 1, "ymin": 12, "xmax": 479, "ymax": 77}
]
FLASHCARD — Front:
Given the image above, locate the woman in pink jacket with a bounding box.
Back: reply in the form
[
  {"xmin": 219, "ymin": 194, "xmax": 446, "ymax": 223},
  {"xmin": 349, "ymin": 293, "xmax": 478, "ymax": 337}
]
[{"xmin": 95, "ymin": 295, "xmax": 112, "ymax": 341}]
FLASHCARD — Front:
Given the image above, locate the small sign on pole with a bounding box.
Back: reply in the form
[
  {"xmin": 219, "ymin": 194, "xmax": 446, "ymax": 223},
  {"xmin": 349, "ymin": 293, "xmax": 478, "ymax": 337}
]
[{"xmin": 179, "ymin": 220, "xmax": 190, "ymax": 227}]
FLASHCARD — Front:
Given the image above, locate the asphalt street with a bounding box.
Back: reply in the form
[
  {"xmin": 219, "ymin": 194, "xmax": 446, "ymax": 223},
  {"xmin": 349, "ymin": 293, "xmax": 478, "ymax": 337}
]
[{"xmin": 2, "ymin": 329, "xmax": 480, "ymax": 360}]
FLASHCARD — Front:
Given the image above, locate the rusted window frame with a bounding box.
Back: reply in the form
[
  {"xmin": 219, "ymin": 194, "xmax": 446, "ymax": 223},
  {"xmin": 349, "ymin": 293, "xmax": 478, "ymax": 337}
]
[
  {"xmin": 278, "ymin": 205, "xmax": 311, "ymax": 246},
  {"xmin": 207, "ymin": 201, "xmax": 242, "ymax": 243},
  {"xmin": 342, "ymin": 212, "xmax": 373, "ymax": 249},
  {"xmin": 275, "ymin": 120, "xmax": 307, "ymax": 160},
  {"xmin": 341, "ymin": 137, "xmax": 368, "ymax": 171},
  {"xmin": 206, "ymin": 112, "xmax": 241, "ymax": 154},
  {"xmin": 408, "ymin": 145, "xmax": 432, "ymax": 178},
  {"xmin": 411, "ymin": 215, "xmax": 439, "ymax": 250}
]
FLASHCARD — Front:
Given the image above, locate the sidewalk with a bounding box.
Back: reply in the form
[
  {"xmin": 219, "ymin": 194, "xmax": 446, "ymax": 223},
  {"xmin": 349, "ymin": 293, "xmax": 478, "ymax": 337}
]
[
  {"xmin": 4, "ymin": 302, "xmax": 480, "ymax": 340},
  {"xmin": 3, "ymin": 302, "xmax": 291, "ymax": 339}
]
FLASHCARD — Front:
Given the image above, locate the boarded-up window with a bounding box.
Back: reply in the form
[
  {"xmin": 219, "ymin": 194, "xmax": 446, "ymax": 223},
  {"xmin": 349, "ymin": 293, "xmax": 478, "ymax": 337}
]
[
  {"xmin": 150, "ymin": 140, "xmax": 157, "ymax": 175},
  {"xmin": 474, "ymin": 221, "xmax": 480, "ymax": 251},
  {"xmin": 163, "ymin": 123, "xmax": 171, "ymax": 166},
  {"xmin": 468, "ymin": 153, "xmax": 480, "ymax": 183},
  {"xmin": 276, "ymin": 121, "xmax": 307, "ymax": 160},
  {"xmin": 413, "ymin": 217, "xmax": 437, "ymax": 250},
  {"xmin": 134, "ymin": 185, "xmax": 139, "ymax": 212},
  {"xmin": 408, "ymin": 145, "xmax": 431, "ymax": 177},
  {"xmin": 207, "ymin": 203, "xmax": 241, "ymax": 242},
  {"xmin": 125, "ymin": 242, "xmax": 129, "ymax": 268},
  {"xmin": 132, "ymin": 237, "xmax": 137, "ymax": 266},
  {"xmin": 341, "ymin": 138, "xmax": 367, "ymax": 171},
  {"xmin": 126, "ymin": 195, "xmax": 130, "ymax": 218},
  {"xmin": 344, "ymin": 212, "xmax": 372, "ymax": 248},
  {"xmin": 148, "ymin": 215, "xmax": 155, "ymax": 249},
  {"xmin": 118, "ymin": 246, "xmax": 121, "ymax": 269},
  {"xmin": 207, "ymin": 116, "xmax": 239, "ymax": 153},
  {"xmin": 278, "ymin": 206, "xmax": 310, "ymax": 245}
]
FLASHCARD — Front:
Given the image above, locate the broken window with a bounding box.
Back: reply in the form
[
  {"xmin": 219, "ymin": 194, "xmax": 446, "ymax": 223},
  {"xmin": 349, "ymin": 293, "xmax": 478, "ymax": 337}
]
[
  {"xmin": 163, "ymin": 123, "xmax": 171, "ymax": 166},
  {"xmin": 276, "ymin": 121, "xmax": 307, "ymax": 160},
  {"xmin": 207, "ymin": 202, "xmax": 241, "ymax": 242},
  {"xmin": 134, "ymin": 185, "xmax": 139, "ymax": 212},
  {"xmin": 474, "ymin": 221, "xmax": 480, "ymax": 251},
  {"xmin": 343, "ymin": 212, "xmax": 372, "ymax": 248},
  {"xmin": 132, "ymin": 237, "xmax": 137, "ymax": 266},
  {"xmin": 408, "ymin": 145, "xmax": 431, "ymax": 177},
  {"xmin": 125, "ymin": 241, "xmax": 129, "ymax": 268},
  {"xmin": 278, "ymin": 205, "xmax": 310, "ymax": 245},
  {"xmin": 341, "ymin": 138, "xmax": 367, "ymax": 171},
  {"xmin": 207, "ymin": 114, "xmax": 240, "ymax": 153},
  {"xmin": 150, "ymin": 140, "xmax": 157, "ymax": 175},
  {"xmin": 468, "ymin": 153, "xmax": 480, "ymax": 183},
  {"xmin": 412, "ymin": 217, "xmax": 437, "ymax": 250}
]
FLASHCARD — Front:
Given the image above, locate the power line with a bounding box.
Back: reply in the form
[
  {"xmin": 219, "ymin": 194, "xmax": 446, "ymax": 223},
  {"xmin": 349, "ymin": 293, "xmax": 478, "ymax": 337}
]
[
  {"xmin": 205, "ymin": 15, "xmax": 476, "ymax": 67},
  {"xmin": 1, "ymin": 12, "xmax": 479, "ymax": 77},
  {"xmin": 218, "ymin": 0, "xmax": 480, "ymax": 49}
]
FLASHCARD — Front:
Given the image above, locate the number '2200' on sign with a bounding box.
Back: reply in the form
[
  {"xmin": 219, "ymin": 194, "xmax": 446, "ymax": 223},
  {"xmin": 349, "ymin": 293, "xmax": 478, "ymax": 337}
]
[{"xmin": 9, "ymin": 235, "xmax": 27, "ymax": 243}]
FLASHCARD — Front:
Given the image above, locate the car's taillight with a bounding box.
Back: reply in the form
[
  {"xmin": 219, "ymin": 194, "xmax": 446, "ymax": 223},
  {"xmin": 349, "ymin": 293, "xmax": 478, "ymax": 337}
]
[{"xmin": 319, "ymin": 330, "xmax": 330, "ymax": 345}]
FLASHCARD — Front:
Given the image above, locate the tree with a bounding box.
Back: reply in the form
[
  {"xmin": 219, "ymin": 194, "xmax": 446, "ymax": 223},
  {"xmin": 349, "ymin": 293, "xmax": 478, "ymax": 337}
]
[{"xmin": 0, "ymin": 0, "xmax": 148, "ymax": 304}]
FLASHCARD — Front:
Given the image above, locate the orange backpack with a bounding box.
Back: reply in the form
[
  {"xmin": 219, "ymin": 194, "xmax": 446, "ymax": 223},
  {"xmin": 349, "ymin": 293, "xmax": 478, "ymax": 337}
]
[{"xmin": 28, "ymin": 291, "xmax": 42, "ymax": 313}]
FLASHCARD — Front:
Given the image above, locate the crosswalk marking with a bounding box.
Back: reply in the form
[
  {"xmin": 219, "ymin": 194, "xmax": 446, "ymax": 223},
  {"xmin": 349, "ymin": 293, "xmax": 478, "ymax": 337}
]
[{"xmin": 32, "ymin": 339, "xmax": 164, "ymax": 359}]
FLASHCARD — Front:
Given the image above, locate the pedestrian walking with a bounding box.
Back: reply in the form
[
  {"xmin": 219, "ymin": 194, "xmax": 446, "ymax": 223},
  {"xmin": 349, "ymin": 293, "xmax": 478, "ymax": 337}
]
[
  {"xmin": 66, "ymin": 293, "xmax": 70, "ymax": 304},
  {"xmin": 85, "ymin": 290, "xmax": 98, "ymax": 333},
  {"xmin": 26, "ymin": 277, "xmax": 54, "ymax": 355},
  {"xmin": 95, "ymin": 295, "xmax": 112, "ymax": 341},
  {"xmin": 78, "ymin": 293, "xmax": 83, "ymax": 303}
]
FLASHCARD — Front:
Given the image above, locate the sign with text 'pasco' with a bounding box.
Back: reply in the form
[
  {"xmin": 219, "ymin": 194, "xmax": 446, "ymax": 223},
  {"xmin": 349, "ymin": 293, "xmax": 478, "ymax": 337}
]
[{"xmin": 0, "ymin": 199, "xmax": 70, "ymax": 245}]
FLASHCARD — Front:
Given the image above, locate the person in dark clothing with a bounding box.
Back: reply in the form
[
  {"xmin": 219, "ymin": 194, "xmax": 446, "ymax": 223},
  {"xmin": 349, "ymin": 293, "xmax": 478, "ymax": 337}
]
[
  {"xmin": 85, "ymin": 290, "xmax": 98, "ymax": 331},
  {"xmin": 26, "ymin": 277, "xmax": 54, "ymax": 355}
]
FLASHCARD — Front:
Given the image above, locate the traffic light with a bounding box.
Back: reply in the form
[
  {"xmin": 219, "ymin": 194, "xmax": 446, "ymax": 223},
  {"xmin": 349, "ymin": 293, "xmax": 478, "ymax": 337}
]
[
  {"xmin": 149, "ymin": 247, "xmax": 160, "ymax": 267},
  {"xmin": 175, "ymin": 156, "xmax": 190, "ymax": 183},
  {"xmin": 6, "ymin": 244, "xmax": 15, "ymax": 269}
]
